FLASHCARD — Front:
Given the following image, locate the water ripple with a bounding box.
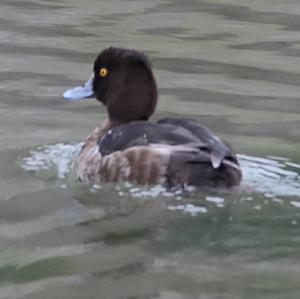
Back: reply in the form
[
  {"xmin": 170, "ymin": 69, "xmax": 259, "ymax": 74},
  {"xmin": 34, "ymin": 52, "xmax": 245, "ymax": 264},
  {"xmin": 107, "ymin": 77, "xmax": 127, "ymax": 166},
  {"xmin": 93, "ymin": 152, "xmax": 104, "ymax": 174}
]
[
  {"xmin": 21, "ymin": 143, "xmax": 300, "ymax": 198},
  {"xmin": 239, "ymin": 154, "xmax": 300, "ymax": 197}
]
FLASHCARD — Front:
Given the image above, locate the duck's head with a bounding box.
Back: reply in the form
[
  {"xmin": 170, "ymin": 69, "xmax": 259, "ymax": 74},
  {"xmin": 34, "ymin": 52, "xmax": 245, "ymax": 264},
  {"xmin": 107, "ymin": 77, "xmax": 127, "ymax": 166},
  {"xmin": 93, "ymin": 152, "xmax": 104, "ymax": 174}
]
[{"xmin": 63, "ymin": 47, "xmax": 158, "ymax": 123}]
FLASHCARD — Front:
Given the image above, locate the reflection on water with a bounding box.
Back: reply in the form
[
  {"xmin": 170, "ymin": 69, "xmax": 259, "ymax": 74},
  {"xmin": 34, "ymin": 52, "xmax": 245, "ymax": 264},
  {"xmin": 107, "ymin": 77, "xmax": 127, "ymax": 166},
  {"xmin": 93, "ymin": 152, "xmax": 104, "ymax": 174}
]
[{"xmin": 1, "ymin": 0, "xmax": 300, "ymax": 298}]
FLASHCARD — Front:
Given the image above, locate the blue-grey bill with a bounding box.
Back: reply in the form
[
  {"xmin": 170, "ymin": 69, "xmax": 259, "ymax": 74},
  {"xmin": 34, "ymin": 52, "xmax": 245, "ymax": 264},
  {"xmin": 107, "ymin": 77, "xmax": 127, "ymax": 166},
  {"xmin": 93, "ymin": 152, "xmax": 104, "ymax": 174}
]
[{"xmin": 63, "ymin": 74, "xmax": 94, "ymax": 100}]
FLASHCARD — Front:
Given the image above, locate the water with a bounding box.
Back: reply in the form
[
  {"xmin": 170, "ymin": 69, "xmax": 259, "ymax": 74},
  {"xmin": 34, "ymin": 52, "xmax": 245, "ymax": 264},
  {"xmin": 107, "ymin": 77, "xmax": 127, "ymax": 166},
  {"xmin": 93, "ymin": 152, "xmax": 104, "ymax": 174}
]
[{"xmin": 1, "ymin": 0, "xmax": 300, "ymax": 298}]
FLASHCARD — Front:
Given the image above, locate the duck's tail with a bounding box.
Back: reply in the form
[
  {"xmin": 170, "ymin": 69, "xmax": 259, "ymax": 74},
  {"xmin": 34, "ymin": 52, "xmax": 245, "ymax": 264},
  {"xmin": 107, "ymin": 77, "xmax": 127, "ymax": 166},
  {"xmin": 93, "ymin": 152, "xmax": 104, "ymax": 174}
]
[{"xmin": 167, "ymin": 150, "xmax": 242, "ymax": 188}]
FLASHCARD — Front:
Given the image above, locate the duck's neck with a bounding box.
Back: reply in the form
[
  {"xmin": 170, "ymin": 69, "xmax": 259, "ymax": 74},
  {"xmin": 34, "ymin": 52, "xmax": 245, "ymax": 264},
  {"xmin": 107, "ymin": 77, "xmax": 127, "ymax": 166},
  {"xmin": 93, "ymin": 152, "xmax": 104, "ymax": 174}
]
[
  {"xmin": 84, "ymin": 118, "xmax": 122, "ymax": 145},
  {"xmin": 101, "ymin": 118, "xmax": 121, "ymax": 131}
]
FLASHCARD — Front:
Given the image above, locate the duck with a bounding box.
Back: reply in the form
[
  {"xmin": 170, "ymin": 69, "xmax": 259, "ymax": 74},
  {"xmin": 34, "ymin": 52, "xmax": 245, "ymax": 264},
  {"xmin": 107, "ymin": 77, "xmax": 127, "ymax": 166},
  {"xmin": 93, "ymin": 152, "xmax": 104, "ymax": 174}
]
[{"xmin": 63, "ymin": 47, "xmax": 242, "ymax": 188}]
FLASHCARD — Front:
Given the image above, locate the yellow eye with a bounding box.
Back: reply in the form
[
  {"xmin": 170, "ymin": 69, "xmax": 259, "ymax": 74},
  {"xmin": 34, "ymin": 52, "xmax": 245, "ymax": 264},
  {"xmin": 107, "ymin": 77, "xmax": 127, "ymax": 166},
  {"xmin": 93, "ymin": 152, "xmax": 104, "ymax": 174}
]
[{"xmin": 99, "ymin": 68, "xmax": 108, "ymax": 77}]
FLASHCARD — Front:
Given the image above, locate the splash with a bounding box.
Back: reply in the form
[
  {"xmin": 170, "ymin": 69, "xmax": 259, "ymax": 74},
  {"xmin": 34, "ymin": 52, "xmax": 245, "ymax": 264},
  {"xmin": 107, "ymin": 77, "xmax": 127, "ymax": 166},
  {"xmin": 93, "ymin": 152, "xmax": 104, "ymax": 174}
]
[
  {"xmin": 167, "ymin": 204, "xmax": 208, "ymax": 216},
  {"xmin": 111, "ymin": 183, "xmax": 195, "ymax": 200},
  {"xmin": 21, "ymin": 142, "xmax": 83, "ymax": 179},
  {"xmin": 21, "ymin": 143, "xmax": 300, "ymax": 198}
]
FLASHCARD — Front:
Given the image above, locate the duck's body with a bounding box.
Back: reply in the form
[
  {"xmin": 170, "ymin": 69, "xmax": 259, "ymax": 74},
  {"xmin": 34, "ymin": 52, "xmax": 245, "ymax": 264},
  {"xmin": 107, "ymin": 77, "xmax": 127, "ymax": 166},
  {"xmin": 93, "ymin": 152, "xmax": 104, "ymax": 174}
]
[{"xmin": 64, "ymin": 47, "xmax": 242, "ymax": 188}]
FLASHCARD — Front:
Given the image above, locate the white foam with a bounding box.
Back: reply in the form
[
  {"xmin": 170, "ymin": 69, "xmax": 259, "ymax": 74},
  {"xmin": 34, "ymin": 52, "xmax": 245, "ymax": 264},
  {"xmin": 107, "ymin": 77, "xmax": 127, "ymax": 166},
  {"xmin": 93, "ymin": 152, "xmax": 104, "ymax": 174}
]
[
  {"xmin": 21, "ymin": 142, "xmax": 83, "ymax": 179},
  {"xmin": 206, "ymin": 196, "xmax": 224, "ymax": 203},
  {"xmin": 167, "ymin": 204, "xmax": 207, "ymax": 216},
  {"xmin": 128, "ymin": 185, "xmax": 180, "ymax": 198},
  {"xmin": 205, "ymin": 196, "xmax": 225, "ymax": 207}
]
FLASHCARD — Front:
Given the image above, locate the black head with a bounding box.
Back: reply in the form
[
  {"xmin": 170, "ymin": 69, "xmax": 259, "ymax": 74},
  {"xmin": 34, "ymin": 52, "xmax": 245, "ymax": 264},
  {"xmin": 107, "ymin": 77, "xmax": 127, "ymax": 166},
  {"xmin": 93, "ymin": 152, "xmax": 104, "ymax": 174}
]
[{"xmin": 92, "ymin": 47, "xmax": 158, "ymax": 123}]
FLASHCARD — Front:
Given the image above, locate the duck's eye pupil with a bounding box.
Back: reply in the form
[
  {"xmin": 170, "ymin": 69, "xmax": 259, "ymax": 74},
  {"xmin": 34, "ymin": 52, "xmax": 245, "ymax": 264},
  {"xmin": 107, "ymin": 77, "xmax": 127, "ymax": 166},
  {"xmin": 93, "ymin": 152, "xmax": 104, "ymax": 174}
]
[{"xmin": 99, "ymin": 68, "xmax": 108, "ymax": 77}]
